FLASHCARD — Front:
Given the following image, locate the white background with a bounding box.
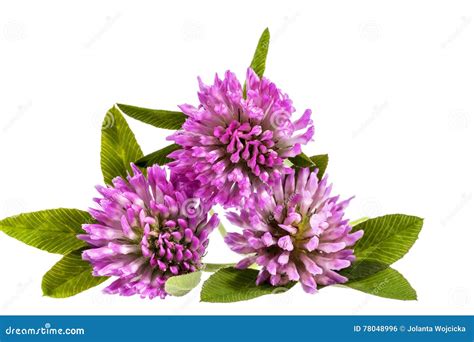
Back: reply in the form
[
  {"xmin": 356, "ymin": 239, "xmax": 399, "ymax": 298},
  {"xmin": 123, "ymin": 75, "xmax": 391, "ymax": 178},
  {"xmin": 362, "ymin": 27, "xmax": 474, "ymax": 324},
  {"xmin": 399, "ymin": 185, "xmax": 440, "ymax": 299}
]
[{"xmin": 0, "ymin": 0, "xmax": 473, "ymax": 315}]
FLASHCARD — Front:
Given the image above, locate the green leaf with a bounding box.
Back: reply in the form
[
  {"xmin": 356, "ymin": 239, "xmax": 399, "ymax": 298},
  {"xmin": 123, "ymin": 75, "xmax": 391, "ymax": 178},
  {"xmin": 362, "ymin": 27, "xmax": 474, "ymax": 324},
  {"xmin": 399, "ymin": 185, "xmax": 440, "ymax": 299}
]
[
  {"xmin": 343, "ymin": 267, "xmax": 417, "ymax": 300},
  {"xmin": 135, "ymin": 144, "xmax": 181, "ymax": 168},
  {"xmin": 309, "ymin": 154, "xmax": 329, "ymax": 179},
  {"xmin": 116, "ymin": 103, "xmax": 186, "ymax": 130},
  {"xmin": 288, "ymin": 153, "xmax": 329, "ymax": 180},
  {"xmin": 353, "ymin": 214, "xmax": 424, "ymax": 266},
  {"xmin": 350, "ymin": 217, "xmax": 370, "ymax": 226},
  {"xmin": 288, "ymin": 153, "xmax": 314, "ymax": 167},
  {"xmin": 100, "ymin": 105, "xmax": 144, "ymax": 184},
  {"xmin": 243, "ymin": 28, "xmax": 270, "ymax": 97},
  {"xmin": 42, "ymin": 250, "xmax": 108, "ymax": 298},
  {"xmin": 165, "ymin": 271, "xmax": 202, "ymax": 297},
  {"xmin": 0, "ymin": 209, "xmax": 90, "ymax": 254},
  {"xmin": 339, "ymin": 260, "xmax": 389, "ymax": 281},
  {"xmin": 202, "ymin": 263, "xmax": 236, "ymax": 272},
  {"xmin": 201, "ymin": 267, "xmax": 294, "ymax": 303},
  {"xmin": 249, "ymin": 28, "xmax": 270, "ymax": 78}
]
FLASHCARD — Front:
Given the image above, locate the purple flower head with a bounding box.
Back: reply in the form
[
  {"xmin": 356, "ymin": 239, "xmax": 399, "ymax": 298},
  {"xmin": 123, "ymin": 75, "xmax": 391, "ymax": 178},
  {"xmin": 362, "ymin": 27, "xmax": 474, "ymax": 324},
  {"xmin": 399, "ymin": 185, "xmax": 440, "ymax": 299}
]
[
  {"xmin": 225, "ymin": 168, "xmax": 363, "ymax": 293},
  {"xmin": 167, "ymin": 68, "xmax": 314, "ymax": 208},
  {"xmin": 78, "ymin": 164, "xmax": 219, "ymax": 299}
]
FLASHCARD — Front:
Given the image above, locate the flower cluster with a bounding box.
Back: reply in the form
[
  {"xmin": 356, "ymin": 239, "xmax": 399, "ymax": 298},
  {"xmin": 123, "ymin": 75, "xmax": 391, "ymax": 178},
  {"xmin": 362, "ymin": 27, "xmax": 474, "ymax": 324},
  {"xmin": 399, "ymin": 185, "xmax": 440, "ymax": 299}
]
[
  {"xmin": 225, "ymin": 168, "xmax": 363, "ymax": 293},
  {"xmin": 0, "ymin": 29, "xmax": 425, "ymax": 304},
  {"xmin": 167, "ymin": 68, "xmax": 314, "ymax": 208},
  {"xmin": 80, "ymin": 69, "xmax": 359, "ymax": 299},
  {"xmin": 79, "ymin": 165, "xmax": 219, "ymax": 299}
]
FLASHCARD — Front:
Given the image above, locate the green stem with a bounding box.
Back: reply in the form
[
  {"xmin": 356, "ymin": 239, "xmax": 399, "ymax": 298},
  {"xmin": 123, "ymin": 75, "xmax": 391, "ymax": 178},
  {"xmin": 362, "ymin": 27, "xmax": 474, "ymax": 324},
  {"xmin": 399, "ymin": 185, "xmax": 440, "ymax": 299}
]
[{"xmin": 202, "ymin": 263, "xmax": 235, "ymax": 272}]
